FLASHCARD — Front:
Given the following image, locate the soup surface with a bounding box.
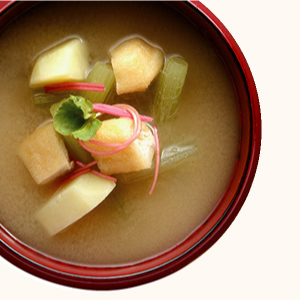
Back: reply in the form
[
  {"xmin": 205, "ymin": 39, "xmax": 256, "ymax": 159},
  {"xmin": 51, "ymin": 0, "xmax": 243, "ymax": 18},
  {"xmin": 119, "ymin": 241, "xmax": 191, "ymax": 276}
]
[{"xmin": 0, "ymin": 2, "xmax": 240, "ymax": 265}]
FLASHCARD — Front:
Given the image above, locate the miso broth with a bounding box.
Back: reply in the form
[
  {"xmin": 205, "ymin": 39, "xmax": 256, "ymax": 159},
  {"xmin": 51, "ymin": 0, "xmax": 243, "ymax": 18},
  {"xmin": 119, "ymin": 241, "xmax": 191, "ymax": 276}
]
[{"xmin": 0, "ymin": 2, "xmax": 240, "ymax": 265}]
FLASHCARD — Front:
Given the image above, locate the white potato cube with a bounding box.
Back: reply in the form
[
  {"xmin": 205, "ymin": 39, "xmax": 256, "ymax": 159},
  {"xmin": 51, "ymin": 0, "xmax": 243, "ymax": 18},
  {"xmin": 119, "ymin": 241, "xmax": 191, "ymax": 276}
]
[
  {"xmin": 87, "ymin": 118, "xmax": 155, "ymax": 175},
  {"xmin": 19, "ymin": 122, "xmax": 74, "ymax": 185},
  {"xmin": 111, "ymin": 37, "xmax": 164, "ymax": 95},
  {"xmin": 29, "ymin": 38, "xmax": 89, "ymax": 88},
  {"xmin": 35, "ymin": 172, "xmax": 116, "ymax": 235}
]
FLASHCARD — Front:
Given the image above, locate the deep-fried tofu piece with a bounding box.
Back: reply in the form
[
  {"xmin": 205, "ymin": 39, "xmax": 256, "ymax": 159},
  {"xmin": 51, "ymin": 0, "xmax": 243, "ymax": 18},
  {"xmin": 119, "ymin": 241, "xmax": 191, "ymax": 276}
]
[
  {"xmin": 87, "ymin": 118, "xmax": 155, "ymax": 175},
  {"xmin": 111, "ymin": 37, "xmax": 164, "ymax": 95},
  {"xmin": 19, "ymin": 122, "xmax": 74, "ymax": 184}
]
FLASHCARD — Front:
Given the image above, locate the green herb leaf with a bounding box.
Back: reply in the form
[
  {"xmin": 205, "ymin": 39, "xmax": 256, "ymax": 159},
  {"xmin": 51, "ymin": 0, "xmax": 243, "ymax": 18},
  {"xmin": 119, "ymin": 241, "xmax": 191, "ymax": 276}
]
[
  {"xmin": 50, "ymin": 99, "xmax": 64, "ymax": 117},
  {"xmin": 51, "ymin": 95, "xmax": 101, "ymax": 140},
  {"xmin": 72, "ymin": 118, "xmax": 102, "ymax": 141},
  {"xmin": 70, "ymin": 95, "xmax": 95, "ymax": 120}
]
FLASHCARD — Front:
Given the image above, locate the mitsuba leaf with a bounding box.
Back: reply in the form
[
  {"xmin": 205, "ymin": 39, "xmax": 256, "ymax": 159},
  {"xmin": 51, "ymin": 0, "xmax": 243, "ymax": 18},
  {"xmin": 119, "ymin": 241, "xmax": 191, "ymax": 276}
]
[
  {"xmin": 51, "ymin": 95, "xmax": 101, "ymax": 140},
  {"xmin": 72, "ymin": 118, "xmax": 102, "ymax": 141},
  {"xmin": 53, "ymin": 99, "xmax": 85, "ymax": 135},
  {"xmin": 50, "ymin": 99, "xmax": 64, "ymax": 117},
  {"xmin": 71, "ymin": 95, "xmax": 95, "ymax": 120}
]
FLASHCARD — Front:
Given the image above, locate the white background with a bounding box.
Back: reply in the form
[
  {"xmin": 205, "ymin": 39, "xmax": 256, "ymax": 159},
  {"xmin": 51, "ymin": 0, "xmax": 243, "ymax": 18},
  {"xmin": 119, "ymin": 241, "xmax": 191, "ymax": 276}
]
[{"xmin": 1, "ymin": 0, "xmax": 299, "ymax": 299}]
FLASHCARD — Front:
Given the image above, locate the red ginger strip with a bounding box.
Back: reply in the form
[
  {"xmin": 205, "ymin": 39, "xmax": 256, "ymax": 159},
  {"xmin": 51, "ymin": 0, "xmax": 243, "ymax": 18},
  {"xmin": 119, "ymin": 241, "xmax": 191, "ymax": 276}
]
[
  {"xmin": 73, "ymin": 160, "xmax": 116, "ymax": 182},
  {"xmin": 93, "ymin": 103, "xmax": 153, "ymax": 123},
  {"xmin": 57, "ymin": 167, "xmax": 91, "ymax": 189},
  {"xmin": 149, "ymin": 125, "xmax": 160, "ymax": 195},
  {"xmin": 78, "ymin": 104, "xmax": 142, "ymax": 156},
  {"xmin": 74, "ymin": 160, "xmax": 98, "ymax": 169},
  {"xmin": 58, "ymin": 160, "xmax": 116, "ymax": 188},
  {"xmin": 44, "ymin": 82, "xmax": 105, "ymax": 93}
]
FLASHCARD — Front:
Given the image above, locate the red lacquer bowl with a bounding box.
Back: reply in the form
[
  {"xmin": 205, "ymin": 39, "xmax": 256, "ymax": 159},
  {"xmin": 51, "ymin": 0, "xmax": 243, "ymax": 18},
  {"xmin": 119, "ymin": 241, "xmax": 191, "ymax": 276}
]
[{"xmin": 0, "ymin": 1, "xmax": 261, "ymax": 290}]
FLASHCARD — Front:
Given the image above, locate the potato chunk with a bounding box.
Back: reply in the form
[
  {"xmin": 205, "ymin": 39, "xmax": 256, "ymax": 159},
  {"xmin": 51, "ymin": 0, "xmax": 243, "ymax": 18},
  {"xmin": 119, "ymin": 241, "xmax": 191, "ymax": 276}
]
[
  {"xmin": 35, "ymin": 173, "xmax": 116, "ymax": 235},
  {"xmin": 111, "ymin": 37, "xmax": 164, "ymax": 95},
  {"xmin": 19, "ymin": 122, "xmax": 74, "ymax": 185},
  {"xmin": 29, "ymin": 38, "xmax": 89, "ymax": 88},
  {"xmin": 87, "ymin": 118, "xmax": 155, "ymax": 175}
]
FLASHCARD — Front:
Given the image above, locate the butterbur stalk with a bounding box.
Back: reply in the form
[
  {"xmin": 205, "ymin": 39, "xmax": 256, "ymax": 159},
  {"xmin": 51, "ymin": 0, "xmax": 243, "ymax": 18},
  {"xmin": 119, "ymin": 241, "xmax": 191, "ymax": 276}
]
[
  {"xmin": 118, "ymin": 140, "xmax": 198, "ymax": 184},
  {"xmin": 80, "ymin": 61, "xmax": 115, "ymax": 103},
  {"xmin": 154, "ymin": 56, "xmax": 188, "ymax": 123},
  {"xmin": 63, "ymin": 134, "xmax": 94, "ymax": 164},
  {"xmin": 33, "ymin": 93, "xmax": 70, "ymax": 106}
]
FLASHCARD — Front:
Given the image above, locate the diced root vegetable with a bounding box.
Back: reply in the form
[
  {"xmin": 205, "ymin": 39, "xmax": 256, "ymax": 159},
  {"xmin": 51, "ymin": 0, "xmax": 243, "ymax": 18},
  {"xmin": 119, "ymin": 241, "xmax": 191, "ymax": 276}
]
[
  {"xmin": 111, "ymin": 37, "xmax": 164, "ymax": 95},
  {"xmin": 35, "ymin": 172, "xmax": 116, "ymax": 235},
  {"xmin": 154, "ymin": 56, "xmax": 188, "ymax": 123},
  {"xmin": 80, "ymin": 61, "xmax": 115, "ymax": 103},
  {"xmin": 29, "ymin": 38, "xmax": 89, "ymax": 88}
]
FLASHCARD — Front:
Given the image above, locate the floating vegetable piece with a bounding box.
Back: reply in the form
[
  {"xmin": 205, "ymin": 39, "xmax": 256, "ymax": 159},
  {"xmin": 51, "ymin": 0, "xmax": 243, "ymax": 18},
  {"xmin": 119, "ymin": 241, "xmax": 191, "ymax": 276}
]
[
  {"xmin": 119, "ymin": 140, "xmax": 198, "ymax": 184},
  {"xmin": 29, "ymin": 38, "xmax": 89, "ymax": 88},
  {"xmin": 33, "ymin": 92, "xmax": 70, "ymax": 106},
  {"xmin": 85, "ymin": 118, "xmax": 155, "ymax": 175},
  {"xmin": 80, "ymin": 61, "xmax": 115, "ymax": 103},
  {"xmin": 35, "ymin": 172, "xmax": 116, "ymax": 236},
  {"xmin": 51, "ymin": 95, "xmax": 102, "ymax": 141},
  {"xmin": 18, "ymin": 122, "xmax": 74, "ymax": 185},
  {"xmin": 154, "ymin": 56, "xmax": 188, "ymax": 123},
  {"xmin": 111, "ymin": 37, "xmax": 164, "ymax": 95},
  {"xmin": 63, "ymin": 135, "xmax": 94, "ymax": 164}
]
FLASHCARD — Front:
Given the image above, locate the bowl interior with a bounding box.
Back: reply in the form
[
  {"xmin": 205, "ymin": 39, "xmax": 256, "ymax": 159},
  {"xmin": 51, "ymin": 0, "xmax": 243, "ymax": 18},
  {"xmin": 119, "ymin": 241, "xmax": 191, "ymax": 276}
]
[{"xmin": 0, "ymin": 1, "xmax": 260, "ymax": 290}]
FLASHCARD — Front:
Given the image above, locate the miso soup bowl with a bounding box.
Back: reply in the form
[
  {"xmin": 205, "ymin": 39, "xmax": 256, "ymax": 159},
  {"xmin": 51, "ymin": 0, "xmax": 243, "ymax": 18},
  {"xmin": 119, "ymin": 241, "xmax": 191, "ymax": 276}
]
[{"xmin": 0, "ymin": 1, "xmax": 261, "ymax": 290}]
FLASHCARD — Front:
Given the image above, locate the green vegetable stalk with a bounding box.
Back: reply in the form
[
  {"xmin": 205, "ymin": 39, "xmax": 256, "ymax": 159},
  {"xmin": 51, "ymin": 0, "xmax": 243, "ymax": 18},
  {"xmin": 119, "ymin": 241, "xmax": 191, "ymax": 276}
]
[
  {"xmin": 118, "ymin": 140, "xmax": 197, "ymax": 184},
  {"xmin": 154, "ymin": 56, "xmax": 188, "ymax": 123},
  {"xmin": 80, "ymin": 61, "xmax": 115, "ymax": 103}
]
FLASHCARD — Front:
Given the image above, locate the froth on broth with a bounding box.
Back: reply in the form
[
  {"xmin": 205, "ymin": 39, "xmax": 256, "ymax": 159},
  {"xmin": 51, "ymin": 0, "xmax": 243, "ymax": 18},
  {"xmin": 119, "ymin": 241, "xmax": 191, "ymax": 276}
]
[{"xmin": 0, "ymin": 1, "xmax": 240, "ymax": 265}]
